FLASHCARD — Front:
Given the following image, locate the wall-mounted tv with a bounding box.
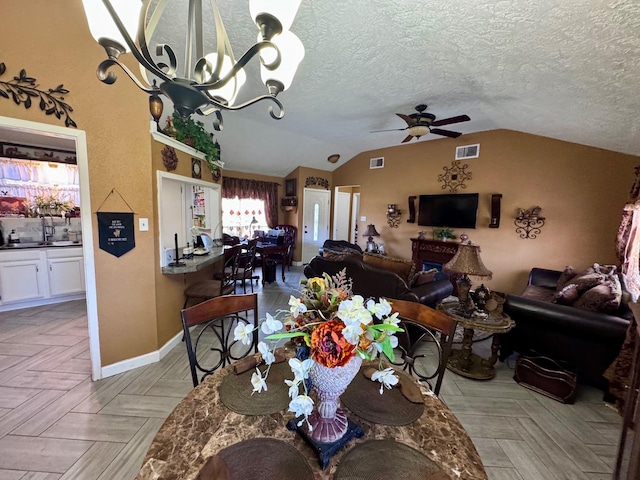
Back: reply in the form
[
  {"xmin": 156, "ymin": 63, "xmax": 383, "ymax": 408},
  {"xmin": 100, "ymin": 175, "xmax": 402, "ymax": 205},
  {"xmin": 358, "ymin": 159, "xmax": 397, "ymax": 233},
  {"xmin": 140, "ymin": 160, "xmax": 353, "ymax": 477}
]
[{"xmin": 418, "ymin": 193, "xmax": 479, "ymax": 229}]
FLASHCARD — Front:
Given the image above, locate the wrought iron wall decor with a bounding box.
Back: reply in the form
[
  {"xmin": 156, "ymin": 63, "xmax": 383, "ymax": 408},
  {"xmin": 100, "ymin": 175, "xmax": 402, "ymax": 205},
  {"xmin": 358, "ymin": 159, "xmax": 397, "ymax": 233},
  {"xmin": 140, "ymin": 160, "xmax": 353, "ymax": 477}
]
[
  {"xmin": 437, "ymin": 160, "xmax": 472, "ymax": 192},
  {"xmin": 305, "ymin": 176, "xmax": 329, "ymax": 189},
  {"xmin": 0, "ymin": 62, "xmax": 76, "ymax": 128},
  {"xmin": 515, "ymin": 206, "xmax": 545, "ymax": 239},
  {"xmin": 386, "ymin": 204, "xmax": 402, "ymax": 228},
  {"xmin": 161, "ymin": 146, "xmax": 178, "ymax": 171}
]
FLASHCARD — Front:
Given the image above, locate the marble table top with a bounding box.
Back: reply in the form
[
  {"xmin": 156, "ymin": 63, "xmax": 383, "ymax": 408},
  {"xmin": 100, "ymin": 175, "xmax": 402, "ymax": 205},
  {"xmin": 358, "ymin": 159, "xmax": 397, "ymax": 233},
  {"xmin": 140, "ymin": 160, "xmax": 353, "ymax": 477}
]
[{"xmin": 136, "ymin": 363, "xmax": 488, "ymax": 480}]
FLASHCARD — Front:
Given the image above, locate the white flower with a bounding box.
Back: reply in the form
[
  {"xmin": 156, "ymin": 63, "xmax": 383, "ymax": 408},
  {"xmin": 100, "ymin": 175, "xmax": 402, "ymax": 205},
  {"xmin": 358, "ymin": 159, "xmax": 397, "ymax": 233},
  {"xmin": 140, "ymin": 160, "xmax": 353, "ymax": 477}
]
[
  {"xmin": 337, "ymin": 295, "xmax": 372, "ymax": 326},
  {"xmin": 288, "ymin": 358, "xmax": 313, "ymax": 381},
  {"xmin": 251, "ymin": 368, "xmax": 268, "ymax": 394},
  {"xmin": 233, "ymin": 323, "xmax": 254, "ymax": 346},
  {"xmin": 288, "ymin": 295, "xmax": 307, "ymax": 316},
  {"xmin": 288, "ymin": 394, "xmax": 314, "ymax": 421},
  {"xmin": 342, "ymin": 322, "xmax": 364, "ymax": 345},
  {"xmin": 371, "ymin": 367, "xmax": 399, "ymax": 394},
  {"xmin": 383, "ymin": 311, "xmax": 401, "ymax": 327},
  {"xmin": 284, "ymin": 379, "xmax": 300, "ymax": 399},
  {"xmin": 367, "ymin": 298, "xmax": 392, "ymax": 319},
  {"xmin": 261, "ymin": 312, "xmax": 283, "ymax": 335},
  {"xmin": 257, "ymin": 342, "xmax": 275, "ymax": 365}
]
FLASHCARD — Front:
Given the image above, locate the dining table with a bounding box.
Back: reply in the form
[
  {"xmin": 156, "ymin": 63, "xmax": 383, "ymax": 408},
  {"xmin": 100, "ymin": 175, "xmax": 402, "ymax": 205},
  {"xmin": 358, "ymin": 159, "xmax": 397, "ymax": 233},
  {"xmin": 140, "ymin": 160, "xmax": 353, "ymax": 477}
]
[{"xmin": 136, "ymin": 360, "xmax": 488, "ymax": 480}]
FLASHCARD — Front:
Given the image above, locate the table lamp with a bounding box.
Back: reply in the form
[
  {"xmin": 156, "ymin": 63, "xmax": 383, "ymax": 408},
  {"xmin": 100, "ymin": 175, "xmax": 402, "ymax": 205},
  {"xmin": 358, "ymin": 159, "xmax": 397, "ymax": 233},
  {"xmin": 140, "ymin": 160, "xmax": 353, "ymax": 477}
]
[
  {"xmin": 443, "ymin": 243, "xmax": 492, "ymax": 315},
  {"xmin": 363, "ymin": 224, "xmax": 380, "ymax": 252}
]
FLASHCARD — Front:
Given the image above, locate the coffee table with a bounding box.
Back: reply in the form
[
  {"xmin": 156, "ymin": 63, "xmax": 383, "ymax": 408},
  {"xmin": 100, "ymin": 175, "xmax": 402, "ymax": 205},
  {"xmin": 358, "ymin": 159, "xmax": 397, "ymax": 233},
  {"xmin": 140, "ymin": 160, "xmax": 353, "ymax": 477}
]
[{"xmin": 437, "ymin": 300, "xmax": 515, "ymax": 380}]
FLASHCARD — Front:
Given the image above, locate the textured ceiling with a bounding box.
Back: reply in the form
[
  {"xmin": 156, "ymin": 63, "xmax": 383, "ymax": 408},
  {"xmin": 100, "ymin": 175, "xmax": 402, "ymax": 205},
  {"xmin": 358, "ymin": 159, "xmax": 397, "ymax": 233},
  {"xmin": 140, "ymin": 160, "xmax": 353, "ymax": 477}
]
[{"xmin": 6, "ymin": 0, "xmax": 640, "ymax": 176}]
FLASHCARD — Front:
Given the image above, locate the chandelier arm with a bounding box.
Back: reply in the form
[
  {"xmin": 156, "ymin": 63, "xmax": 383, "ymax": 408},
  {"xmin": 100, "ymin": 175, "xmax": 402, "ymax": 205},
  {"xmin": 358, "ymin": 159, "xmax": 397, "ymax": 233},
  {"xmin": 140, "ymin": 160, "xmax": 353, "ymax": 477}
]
[
  {"xmin": 155, "ymin": 44, "xmax": 178, "ymax": 78},
  {"xmin": 201, "ymin": 93, "xmax": 284, "ymax": 119},
  {"xmin": 97, "ymin": 58, "xmax": 156, "ymax": 94},
  {"xmin": 196, "ymin": 41, "xmax": 280, "ymax": 90},
  {"xmin": 100, "ymin": 0, "xmax": 172, "ymax": 84}
]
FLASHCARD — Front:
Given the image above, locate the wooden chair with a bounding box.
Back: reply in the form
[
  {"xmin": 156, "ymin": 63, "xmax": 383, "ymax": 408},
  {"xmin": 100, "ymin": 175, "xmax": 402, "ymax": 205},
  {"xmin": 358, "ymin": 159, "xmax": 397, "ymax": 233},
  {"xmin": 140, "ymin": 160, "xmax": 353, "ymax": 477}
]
[
  {"xmin": 234, "ymin": 238, "xmax": 259, "ymax": 293},
  {"xmin": 385, "ymin": 298, "xmax": 457, "ymax": 395},
  {"xmin": 180, "ymin": 293, "xmax": 259, "ymax": 387},
  {"xmin": 183, "ymin": 245, "xmax": 240, "ymax": 309},
  {"xmin": 275, "ymin": 224, "xmax": 297, "ymax": 267}
]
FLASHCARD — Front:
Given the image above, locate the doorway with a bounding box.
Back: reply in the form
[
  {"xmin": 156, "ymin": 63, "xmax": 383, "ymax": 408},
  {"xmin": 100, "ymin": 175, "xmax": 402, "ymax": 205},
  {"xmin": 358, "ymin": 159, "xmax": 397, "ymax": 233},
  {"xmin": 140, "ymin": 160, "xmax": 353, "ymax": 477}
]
[
  {"xmin": 301, "ymin": 188, "xmax": 330, "ymax": 263},
  {"xmin": 0, "ymin": 115, "xmax": 100, "ymax": 380}
]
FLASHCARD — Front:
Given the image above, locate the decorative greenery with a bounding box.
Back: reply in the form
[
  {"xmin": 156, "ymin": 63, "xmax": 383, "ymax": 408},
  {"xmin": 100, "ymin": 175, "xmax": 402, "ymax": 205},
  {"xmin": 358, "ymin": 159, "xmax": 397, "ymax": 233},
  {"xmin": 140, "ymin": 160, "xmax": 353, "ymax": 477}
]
[
  {"xmin": 166, "ymin": 112, "xmax": 222, "ymax": 175},
  {"xmin": 0, "ymin": 62, "xmax": 76, "ymax": 128},
  {"xmin": 433, "ymin": 227, "xmax": 456, "ymax": 240},
  {"xmin": 26, "ymin": 193, "xmax": 75, "ymax": 217}
]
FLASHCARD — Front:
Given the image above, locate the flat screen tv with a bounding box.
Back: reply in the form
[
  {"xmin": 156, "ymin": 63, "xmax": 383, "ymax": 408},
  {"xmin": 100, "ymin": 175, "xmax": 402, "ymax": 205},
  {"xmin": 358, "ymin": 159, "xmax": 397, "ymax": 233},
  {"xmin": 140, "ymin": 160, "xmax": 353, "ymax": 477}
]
[{"xmin": 418, "ymin": 193, "xmax": 479, "ymax": 229}]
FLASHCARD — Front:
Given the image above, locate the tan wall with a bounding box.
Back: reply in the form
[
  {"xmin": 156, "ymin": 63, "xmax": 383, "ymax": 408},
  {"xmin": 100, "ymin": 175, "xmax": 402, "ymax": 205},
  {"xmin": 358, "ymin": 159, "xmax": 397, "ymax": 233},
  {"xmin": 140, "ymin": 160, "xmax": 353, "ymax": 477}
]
[
  {"xmin": 151, "ymin": 142, "xmax": 223, "ymax": 346},
  {"xmin": 1, "ymin": 0, "xmax": 158, "ymax": 366},
  {"xmin": 333, "ymin": 130, "xmax": 639, "ymax": 294}
]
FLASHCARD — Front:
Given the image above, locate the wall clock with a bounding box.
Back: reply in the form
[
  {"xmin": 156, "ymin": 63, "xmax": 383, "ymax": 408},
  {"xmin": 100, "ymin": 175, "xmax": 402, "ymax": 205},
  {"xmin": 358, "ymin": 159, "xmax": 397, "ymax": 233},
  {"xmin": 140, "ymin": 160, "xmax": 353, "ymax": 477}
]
[{"xmin": 191, "ymin": 158, "xmax": 202, "ymax": 179}]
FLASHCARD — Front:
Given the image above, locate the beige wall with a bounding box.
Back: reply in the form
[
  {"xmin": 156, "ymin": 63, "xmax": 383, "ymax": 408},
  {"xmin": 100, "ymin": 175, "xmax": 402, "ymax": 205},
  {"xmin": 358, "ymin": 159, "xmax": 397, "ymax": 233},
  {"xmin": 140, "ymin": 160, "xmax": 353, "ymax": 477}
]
[
  {"xmin": 333, "ymin": 130, "xmax": 639, "ymax": 294},
  {"xmin": 1, "ymin": 0, "xmax": 158, "ymax": 366}
]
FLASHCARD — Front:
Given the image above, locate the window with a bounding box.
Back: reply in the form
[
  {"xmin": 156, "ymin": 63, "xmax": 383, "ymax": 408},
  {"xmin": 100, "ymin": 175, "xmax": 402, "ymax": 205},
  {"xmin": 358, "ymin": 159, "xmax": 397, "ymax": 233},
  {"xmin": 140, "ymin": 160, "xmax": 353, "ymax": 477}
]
[{"xmin": 222, "ymin": 197, "xmax": 268, "ymax": 239}]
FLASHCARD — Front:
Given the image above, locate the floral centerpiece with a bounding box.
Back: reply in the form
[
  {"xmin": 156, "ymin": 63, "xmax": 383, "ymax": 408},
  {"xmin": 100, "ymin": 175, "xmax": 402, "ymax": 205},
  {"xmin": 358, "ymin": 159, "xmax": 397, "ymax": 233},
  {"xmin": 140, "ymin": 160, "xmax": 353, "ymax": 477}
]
[
  {"xmin": 234, "ymin": 269, "xmax": 403, "ymax": 442},
  {"xmin": 25, "ymin": 193, "xmax": 75, "ymax": 217}
]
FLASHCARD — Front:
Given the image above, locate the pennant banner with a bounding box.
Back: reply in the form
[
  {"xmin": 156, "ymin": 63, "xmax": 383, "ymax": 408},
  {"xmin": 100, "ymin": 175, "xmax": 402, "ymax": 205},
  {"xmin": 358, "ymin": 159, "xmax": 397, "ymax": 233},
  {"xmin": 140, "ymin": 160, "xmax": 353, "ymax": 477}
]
[{"xmin": 97, "ymin": 212, "xmax": 135, "ymax": 258}]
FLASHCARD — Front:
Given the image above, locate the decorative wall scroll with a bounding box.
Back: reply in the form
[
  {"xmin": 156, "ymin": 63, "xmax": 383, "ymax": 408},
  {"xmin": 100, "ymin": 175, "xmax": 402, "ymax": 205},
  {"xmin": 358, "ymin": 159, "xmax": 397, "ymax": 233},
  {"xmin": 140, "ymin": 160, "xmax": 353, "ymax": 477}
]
[
  {"xmin": 305, "ymin": 176, "xmax": 329, "ymax": 189},
  {"xmin": 0, "ymin": 62, "xmax": 76, "ymax": 128},
  {"xmin": 161, "ymin": 146, "xmax": 178, "ymax": 171},
  {"xmin": 96, "ymin": 188, "xmax": 136, "ymax": 258},
  {"xmin": 437, "ymin": 160, "xmax": 472, "ymax": 193}
]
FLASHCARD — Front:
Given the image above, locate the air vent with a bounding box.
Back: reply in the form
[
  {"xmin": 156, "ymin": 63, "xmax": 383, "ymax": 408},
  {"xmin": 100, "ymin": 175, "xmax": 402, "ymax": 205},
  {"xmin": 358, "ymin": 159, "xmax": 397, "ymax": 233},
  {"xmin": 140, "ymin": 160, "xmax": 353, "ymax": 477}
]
[
  {"xmin": 370, "ymin": 157, "xmax": 384, "ymax": 169},
  {"xmin": 455, "ymin": 144, "xmax": 480, "ymax": 160}
]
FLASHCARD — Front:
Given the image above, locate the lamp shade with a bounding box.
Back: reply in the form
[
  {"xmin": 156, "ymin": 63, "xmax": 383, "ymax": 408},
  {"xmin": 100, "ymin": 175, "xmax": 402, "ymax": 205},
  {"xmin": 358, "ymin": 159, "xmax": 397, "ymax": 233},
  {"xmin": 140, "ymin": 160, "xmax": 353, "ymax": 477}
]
[
  {"xmin": 81, "ymin": 0, "xmax": 142, "ymax": 52},
  {"xmin": 443, "ymin": 244, "xmax": 492, "ymax": 278},
  {"xmin": 260, "ymin": 31, "xmax": 305, "ymax": 92},
  {"xmin": 363, "ymin": 224, "xmax": 380, "ymax": 238},
  {"xmin": 204, "ymin": 53, "xmax": 247, "ymax": 106}
]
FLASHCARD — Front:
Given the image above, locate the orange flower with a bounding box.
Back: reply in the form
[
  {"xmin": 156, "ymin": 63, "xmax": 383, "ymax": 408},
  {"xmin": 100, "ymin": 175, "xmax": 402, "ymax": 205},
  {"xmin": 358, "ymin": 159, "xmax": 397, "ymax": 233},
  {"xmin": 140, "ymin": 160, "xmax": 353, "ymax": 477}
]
[{"xmin": 310, "ymin": 319, "xmax": 355, "ymax": 368}]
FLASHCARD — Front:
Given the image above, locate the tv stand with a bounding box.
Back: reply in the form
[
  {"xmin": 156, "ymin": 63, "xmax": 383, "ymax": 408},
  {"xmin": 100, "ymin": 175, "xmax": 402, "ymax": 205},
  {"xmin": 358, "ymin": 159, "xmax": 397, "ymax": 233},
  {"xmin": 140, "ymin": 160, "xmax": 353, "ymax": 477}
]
[{"xmin": 410, "ymin": 238, "xmax": 460, "ymax": 293}]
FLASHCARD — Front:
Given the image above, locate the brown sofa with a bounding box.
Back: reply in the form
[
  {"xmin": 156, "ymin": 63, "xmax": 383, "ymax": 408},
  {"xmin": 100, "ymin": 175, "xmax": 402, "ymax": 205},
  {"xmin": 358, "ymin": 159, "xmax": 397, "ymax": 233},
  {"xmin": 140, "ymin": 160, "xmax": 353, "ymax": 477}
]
[
  {"xmin": 502, "ymin": 267, "xmax": 632, "ymax": 390},
  {"xmin": 303, "ymin": 255, "xmax": 453, "ymax": 308}
]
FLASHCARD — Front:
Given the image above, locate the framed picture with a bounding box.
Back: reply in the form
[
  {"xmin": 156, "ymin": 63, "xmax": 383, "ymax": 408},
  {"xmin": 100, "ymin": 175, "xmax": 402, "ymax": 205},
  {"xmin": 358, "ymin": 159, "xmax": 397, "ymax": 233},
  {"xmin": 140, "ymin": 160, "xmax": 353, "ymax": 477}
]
[
  {"xmin": 284, "ymin": 178, "xmax": 296, "ymax": 197},
  {"xmin": 191, "ymin": 158, "xmax": 202, "ymax": 179}
]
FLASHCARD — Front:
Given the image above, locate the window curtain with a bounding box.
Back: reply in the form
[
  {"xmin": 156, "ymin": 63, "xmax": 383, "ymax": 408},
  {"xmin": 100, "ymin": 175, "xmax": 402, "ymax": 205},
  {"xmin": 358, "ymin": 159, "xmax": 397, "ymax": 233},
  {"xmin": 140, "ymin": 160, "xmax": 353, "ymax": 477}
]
[{"xmin": 222, "ymin": 177, "xmax": 279, "ymax": 228}]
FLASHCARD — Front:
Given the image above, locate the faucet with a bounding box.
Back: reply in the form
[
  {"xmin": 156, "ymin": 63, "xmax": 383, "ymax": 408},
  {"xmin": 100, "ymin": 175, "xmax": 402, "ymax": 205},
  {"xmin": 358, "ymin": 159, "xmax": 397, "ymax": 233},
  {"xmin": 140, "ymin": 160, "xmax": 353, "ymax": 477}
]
[{"xmin": 41, "ymin": 214, "xmax": 55, "ymax": 243}]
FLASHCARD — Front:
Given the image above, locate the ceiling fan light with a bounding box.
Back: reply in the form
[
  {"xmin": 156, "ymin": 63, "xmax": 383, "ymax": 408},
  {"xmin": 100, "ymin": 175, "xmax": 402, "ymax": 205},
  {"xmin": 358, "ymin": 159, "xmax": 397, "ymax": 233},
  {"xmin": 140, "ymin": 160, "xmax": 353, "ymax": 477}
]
[
  {"xmin": 204, "ymin": 53, "xmax": 246, "ymax": 106},
  {"xmin": 250, "ymin": 0, "xmax": 302, "ymax": 34},
  {"xmin": 81, "ymin": 0, "xmax": 141, "ymax": 53},
  {"xmin": 408, "ymin": 125, "xmax": 430, "ymax": 137},
  {"xmin": 260, "ymin": 31, "xmax": 305, "ymax": 93}
]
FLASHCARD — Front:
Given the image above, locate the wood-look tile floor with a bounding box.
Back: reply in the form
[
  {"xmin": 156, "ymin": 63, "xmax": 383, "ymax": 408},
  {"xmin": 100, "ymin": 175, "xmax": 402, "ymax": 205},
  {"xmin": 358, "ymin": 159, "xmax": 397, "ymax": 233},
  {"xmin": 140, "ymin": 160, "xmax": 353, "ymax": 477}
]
[{"xmin": 0, "ymin": 266, "xmax": 622, "ymax": 479}]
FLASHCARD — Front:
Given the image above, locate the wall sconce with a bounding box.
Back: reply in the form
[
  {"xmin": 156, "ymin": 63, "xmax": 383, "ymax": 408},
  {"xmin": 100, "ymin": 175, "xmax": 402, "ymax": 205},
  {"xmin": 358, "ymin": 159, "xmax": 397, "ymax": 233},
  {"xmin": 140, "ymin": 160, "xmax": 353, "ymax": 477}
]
[
  {"xmin": 515, "ymin": 206, "xmax": 545, "ymax": 239},
  {"xmin": 281, "ymin": 197, "xmax": 298, "ymax": 212},
  {"xmin": 386, "ymin": 204, "xmax": 402, "ymax": 228}
]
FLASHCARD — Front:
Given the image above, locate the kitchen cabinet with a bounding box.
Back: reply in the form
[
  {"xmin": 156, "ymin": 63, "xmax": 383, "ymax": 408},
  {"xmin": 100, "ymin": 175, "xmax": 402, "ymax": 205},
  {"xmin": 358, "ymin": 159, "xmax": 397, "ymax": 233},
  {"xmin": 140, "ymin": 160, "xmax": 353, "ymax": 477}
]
[
  {"xmin": 47, "ymin": 247, "xmax": 84, "ymax": 296},
  {"xmin": 0, "ymin": 257, "xmax": 46, "ymax": 304}
]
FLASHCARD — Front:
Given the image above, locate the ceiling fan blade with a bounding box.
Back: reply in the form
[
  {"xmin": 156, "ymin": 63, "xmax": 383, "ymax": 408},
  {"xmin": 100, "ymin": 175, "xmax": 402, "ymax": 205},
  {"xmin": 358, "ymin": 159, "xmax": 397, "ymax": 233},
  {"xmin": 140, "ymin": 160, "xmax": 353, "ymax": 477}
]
[
  {"xmin": 370, "ymin": 128, "xmax": 407, "ymax": 133},
  {"xmin": 431, "ymin": 114, "xmax": 470, "ymax": 127},
  {"xmin": 401, "ymin": 135, "xmax": 414, "ymax": 143},
  {"xmin": 430, "ymin": 128, "xmax": 462, "ymax": 138},
  {"xmin": 396, "ymin": 113, "xmax": 415, "ymax": 126}
]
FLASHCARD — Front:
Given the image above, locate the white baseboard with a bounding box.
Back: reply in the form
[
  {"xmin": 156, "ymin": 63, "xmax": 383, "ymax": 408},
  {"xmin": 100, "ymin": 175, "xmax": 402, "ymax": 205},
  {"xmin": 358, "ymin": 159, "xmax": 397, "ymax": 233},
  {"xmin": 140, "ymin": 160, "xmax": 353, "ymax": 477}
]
[
  {"xmin": 292, "ymin": 260, "xmax": 303, "ymax": 266},
  {"xmin": 0, "ymin": 294, "xmax": 85, "ymax": 313},
  {"xmin": 101, "ymin": 330, "xmax": 184, "ymax": 378}
]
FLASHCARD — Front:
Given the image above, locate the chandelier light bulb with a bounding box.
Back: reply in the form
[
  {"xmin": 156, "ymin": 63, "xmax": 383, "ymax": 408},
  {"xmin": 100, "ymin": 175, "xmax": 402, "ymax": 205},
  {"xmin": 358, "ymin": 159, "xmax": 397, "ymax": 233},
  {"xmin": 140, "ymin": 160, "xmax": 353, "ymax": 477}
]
[
  {"xmin": 81, "ymin": 0, "xmax": 141, "ymax": 53},
  {"xmin": 260, "ymin": 31, "xmax": 305, "ymax": 93},
  {"xmin": 204, "ymin": 54, "xmax": 247, "ymax": 106}
]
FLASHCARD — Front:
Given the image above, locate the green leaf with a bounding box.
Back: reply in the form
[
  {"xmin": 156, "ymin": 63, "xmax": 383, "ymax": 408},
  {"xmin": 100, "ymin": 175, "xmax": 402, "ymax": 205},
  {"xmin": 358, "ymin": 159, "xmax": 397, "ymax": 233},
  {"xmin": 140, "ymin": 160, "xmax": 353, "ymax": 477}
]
[
  {"xmin": 369, "ymin": 324, "xmax": 404, "ymax": 333},
  {"xmin": 265, "ymin": 332, "xmax": 307, "ymax": 340},
  {"xmin": 380, "ymin": 337, "xmax": 395, "ymax": 361}
]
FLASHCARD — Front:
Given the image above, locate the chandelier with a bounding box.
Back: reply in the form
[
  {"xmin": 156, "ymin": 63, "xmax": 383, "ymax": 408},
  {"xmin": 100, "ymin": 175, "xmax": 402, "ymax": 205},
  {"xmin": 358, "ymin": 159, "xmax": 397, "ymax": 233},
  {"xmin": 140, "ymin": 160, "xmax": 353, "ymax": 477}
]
[{"xmin": 81, "ymin": 0, "xmax": 305, "ymax": 129}]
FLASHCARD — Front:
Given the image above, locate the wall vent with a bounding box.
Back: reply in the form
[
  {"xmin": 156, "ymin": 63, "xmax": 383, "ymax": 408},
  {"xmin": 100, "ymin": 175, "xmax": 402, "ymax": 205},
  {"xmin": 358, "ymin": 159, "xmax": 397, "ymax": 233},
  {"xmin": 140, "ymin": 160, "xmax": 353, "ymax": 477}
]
[
  {"xmin": 455, "ymin": 144, "xmax": 480, "ymax": 160},
  {"xmin": 370, "ymin": 157, "xmax": 384, "ymax": 169}
]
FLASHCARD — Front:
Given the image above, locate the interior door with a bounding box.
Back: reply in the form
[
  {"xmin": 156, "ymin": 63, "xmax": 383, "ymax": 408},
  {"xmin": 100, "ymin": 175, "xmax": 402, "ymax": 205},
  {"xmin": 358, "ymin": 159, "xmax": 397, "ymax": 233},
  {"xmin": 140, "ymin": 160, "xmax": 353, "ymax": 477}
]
[
  {"xmin": 333, "ymin": 191, "xmax": 350, "ymax": 240},
  {"xmin": 302, "ymin": 188, "xmax": 331, "ymax": 263},
  {"xmin": 350, "ymin": 193, "xmax": 360, "ymax": 243}
]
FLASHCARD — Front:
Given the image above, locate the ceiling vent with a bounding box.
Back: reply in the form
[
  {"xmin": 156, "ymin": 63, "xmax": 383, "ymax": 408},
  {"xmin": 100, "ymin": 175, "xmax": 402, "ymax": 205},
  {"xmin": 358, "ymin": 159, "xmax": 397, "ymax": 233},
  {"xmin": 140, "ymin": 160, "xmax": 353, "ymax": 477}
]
[
  {"xmin": 455, "ymin": 144, "xmax": 480, "ymax": 160},
  {"xmin": 370, "ymin": 157, "xmax": 384, "ymax": 169}
]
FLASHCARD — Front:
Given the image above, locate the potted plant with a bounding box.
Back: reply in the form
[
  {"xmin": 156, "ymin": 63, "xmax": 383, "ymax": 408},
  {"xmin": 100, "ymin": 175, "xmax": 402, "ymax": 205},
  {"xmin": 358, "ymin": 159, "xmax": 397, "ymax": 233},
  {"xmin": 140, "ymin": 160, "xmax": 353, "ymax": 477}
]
[
  {"xmin": 433, "ymin": 227, "xmax": 456, "ymax": 242},
  {"xmin": 165, "ymin": 112, "xmax": 224, "ymax": 176}
]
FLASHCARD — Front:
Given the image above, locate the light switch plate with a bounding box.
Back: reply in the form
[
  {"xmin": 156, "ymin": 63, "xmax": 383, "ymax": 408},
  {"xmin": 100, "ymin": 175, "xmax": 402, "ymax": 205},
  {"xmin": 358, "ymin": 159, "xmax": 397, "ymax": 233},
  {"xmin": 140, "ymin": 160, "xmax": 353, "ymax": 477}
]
[
  {"xmin": 360, "ymin": 216, "xmax": 366, "ymax": 222},
  {"xmin": 139, "ymin": 218, "xmax": 149, "ymax": 231}
]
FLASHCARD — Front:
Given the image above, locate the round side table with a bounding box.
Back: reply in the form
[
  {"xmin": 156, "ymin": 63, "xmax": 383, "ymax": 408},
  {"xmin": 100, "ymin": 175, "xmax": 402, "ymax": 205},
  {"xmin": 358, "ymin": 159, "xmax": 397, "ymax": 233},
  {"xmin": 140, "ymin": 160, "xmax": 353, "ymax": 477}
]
[{"xmin": 437, "ymin": 300, "xmax": 515, "ymax": 380}]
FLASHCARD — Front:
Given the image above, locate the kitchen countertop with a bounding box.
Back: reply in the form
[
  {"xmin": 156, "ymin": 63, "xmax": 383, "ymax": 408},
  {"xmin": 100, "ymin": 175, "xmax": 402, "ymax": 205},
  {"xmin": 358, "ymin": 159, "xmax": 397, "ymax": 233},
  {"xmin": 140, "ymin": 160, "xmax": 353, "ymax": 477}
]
[
  {"xmin": 0, "ymin": 241, "xmax": 83, "ymax": 250},
  {"xmin": 161, "ymin": 247, "xmax": 225, "ymax": 274}
]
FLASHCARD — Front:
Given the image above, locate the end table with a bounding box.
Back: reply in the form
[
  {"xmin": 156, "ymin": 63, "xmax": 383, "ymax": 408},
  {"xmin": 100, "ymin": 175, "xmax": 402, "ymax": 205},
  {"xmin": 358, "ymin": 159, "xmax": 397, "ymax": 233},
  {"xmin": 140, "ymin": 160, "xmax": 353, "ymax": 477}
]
[{"xmin": 437, "ymin": 300, "xmax": 515, "ymax": 380}]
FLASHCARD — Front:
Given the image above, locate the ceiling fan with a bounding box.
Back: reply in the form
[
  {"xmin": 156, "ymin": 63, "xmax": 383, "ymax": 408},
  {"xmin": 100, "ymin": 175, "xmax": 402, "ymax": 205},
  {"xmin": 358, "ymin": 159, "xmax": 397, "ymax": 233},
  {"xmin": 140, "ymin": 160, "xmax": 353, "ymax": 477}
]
[{"xmin": 371, "ymin": 104, "xmax": 470, "ymax": 143}]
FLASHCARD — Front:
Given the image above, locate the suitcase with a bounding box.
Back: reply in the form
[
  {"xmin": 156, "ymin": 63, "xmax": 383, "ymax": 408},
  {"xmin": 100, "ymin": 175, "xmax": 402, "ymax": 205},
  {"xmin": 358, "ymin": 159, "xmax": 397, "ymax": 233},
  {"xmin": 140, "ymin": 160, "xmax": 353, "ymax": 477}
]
[{"xmin": 514, "ymin": 354, "xmax": 578, "ymax": 404}]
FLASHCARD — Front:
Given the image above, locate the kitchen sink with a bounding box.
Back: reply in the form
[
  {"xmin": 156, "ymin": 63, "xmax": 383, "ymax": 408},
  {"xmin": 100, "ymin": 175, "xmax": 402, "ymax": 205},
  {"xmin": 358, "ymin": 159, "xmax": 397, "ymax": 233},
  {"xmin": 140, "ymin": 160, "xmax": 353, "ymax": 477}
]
[{"xmin": 48, "ymin": 241, "xmax": 80, "ymax": 246}]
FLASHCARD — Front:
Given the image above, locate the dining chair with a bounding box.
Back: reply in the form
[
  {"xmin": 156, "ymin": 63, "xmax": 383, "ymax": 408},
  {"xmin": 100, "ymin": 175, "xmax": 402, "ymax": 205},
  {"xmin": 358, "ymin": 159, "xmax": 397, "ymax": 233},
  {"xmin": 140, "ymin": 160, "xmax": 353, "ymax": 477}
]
[
  {"xmin": 385, "ymin": 298, "xmax": 457, "ymax": 395},
  {"xmin": 183, "ymin": 244, "xmax": 241, "ymax": 309},
  {"xmin": 233, "ymin": 238, "xmax": 258, "ymax": 293},
  {"xmin": 180, "ymin": 293, "xmax": 259, "ymax": 387}
]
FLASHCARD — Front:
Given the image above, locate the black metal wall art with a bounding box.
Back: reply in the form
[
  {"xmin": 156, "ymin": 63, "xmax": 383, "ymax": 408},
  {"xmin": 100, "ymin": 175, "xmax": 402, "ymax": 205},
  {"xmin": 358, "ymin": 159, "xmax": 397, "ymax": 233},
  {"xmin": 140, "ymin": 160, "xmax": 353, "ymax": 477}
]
[
  {"xmin": 437, "ymin": 160, "xmax": 472, "ymax": 192},
  {"xmin": 0, "ymin": 62, "xmax": 76, "ymax": 128},
  {"xmin": 305, "ymin": 176, "xmax": 329, "ymax": 189}
]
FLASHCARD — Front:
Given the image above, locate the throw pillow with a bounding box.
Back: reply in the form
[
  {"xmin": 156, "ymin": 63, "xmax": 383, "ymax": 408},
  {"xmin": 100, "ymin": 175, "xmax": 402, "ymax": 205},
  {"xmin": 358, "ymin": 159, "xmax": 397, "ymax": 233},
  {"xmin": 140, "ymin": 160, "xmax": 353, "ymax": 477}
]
[
  {"xmin": 362, "ymin": 252, "xmax": 416, "ymax": 285},
  {"xmin": 412, "ymin": 268, "xmax": 439, "ymax": 287},
  {"xmin": 322, "ymin": 249, "xmax": 361, "ymax": 261},
  {"xmin": 573, "ymin": 282, "xmax": 618, "ymax": 313},
  {"xmin": 553, "ymin": 284, "xmax": 580, "ymax": 305},
  {"xmin": 563, "ymin": 272, "xmax": 605, "ymax": 293},
  {"xmin": 556, "ymin": 266, "xmax": 576, "ymax": 291}
]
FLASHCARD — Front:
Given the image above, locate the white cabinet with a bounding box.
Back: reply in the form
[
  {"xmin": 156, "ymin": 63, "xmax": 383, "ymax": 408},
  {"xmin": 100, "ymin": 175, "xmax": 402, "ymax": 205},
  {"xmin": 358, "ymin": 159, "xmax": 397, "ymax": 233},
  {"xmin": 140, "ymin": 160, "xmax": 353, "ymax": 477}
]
[
  {"xmin": 0, "ymin": 258, "xmax": 46, "ymax": 304},
  {"xmin": 47, "ymin": 248, "xmax": 84, "ymax": 296}
]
